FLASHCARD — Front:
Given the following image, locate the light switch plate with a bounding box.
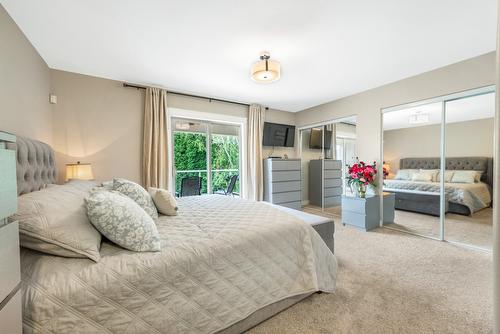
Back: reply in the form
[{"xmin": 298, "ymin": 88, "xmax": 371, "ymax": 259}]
[{"xmin": 49, "ymin": 94, "xmax": 57, "ymax": 104}]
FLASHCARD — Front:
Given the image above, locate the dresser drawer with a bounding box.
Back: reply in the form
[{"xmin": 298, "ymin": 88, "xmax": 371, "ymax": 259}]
[
  {"xmin": 324, "ymin": 196, "xmax": 341, "ymax": 207},
  {"xmin": 324, "ymin": 160, "xmax": 342, "ymax": 170},
  {"xmin": 324, "ymin": 178, "xmax": 342, "ymax": 187},
  {"xmin": 324, "ymin": 170, "xmax": 342, "ymax": 179},
  {"xmin": 271, "ymin": 170, "xmax": 300, "ymax": 182},
  {"xmin": 342, "ymin": 197, "xmax": 366, "ymax": 214},
  {"xmin": 273, "ymin": 191, "xmax": 301, "ymax": 204},
  {"xmin": 0, "ymin": 148, "xmax": 17, "ymax": 219},
  {"xmin": 272, "ymin": 180, "xmax": 301, "ymax": 193},
  {"xmin": 324, "ymin": 187, "xmax": 342, "ymax": 197},
  {"xmin": 270, "ymin": 160, "xmax": 300, "ymax": 171},
  {"xmin": 0, "ymin": 222, "xmax": 21, "ymax": 303},
  {"xmin": 342, "ymin": 211, "xmax": 366, "ymax": 229},
  {"xmin": 0, "ymin": 288, "xmax": 22, "ymax": 334}
]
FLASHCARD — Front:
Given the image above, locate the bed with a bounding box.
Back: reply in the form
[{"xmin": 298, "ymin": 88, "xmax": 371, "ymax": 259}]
[
  {"xmin": 383, "ymin": 157, "xmax": 493, "ymax": 216},
  {"xmin": 10, "ymin": 136, "xmax": 337, "ymax": 334}
]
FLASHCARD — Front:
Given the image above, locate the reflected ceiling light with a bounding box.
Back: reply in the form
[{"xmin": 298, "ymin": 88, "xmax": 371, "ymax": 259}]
[
  {"xmin": 409, "ymin": 111, "xmax": 429, "ymax": 124},
  {"xmin": 251, "ymin": 52, "xmax": 280, "ymax": 83}
]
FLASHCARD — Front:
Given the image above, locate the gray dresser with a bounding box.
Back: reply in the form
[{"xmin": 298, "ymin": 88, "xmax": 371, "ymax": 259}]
[
  {"xmin": 263, "ymin": 158, "xmax": 301, "ymax": 210},
  {"xmin": 342, "ymin": 192, "xmax": 396, "ymax": 231},
  {"xmin": 0, "ymin": 132, "xmax": 22, "ymax": 334},
  {"xmin": 309, "ymin": 159, "xmax": 342, "ymax": 207}
]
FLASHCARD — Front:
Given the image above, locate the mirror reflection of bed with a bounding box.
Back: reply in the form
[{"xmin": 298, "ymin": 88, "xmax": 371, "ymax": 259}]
[
  {"xmin": 382, "ymin": 91, "xmax": 494, "ymax": 250},
  {"xmin": 383, "ymin": 157, "xmax": 492, "ymax": 247}
]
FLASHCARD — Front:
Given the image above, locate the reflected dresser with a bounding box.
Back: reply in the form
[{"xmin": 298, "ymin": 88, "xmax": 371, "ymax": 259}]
[
  {"xmin": 0, "ymin": 132, "xmax": 22, "ymax": 333},
  {"xmin": 309, "ymin": 159, "xmax": 343, "ymax": 207}
]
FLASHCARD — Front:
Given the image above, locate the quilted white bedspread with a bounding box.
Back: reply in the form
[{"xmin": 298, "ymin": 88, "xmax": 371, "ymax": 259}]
[{"xmin": 21, "ymin": 195, "xmax": 337, "ymax": 334}]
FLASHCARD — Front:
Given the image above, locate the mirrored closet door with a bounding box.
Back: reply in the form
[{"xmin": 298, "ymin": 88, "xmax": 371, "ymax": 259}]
[
  {"xmin": 300, "ymin": 117, "xmax": 356, "ymax": 216},
  {"xmin": 382, "ymin": 101, "xmax": 443, "ymax": 239},
  {"xmin": 444, "ymin": 92, "xmax": 494, "ymax": 250},
  {"xmin": 381, "ymin": 86, "xmax": 495, "ymax": 251}
]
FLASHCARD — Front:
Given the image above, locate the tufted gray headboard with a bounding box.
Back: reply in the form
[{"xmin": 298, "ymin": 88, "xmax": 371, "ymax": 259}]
[
  {"xmin": 6, "ymin": 136, "xmax": 57, "ymax": 195},
  {"xmin": 400, "ymin": 157, "xmax": 493, "ymax": 188}
]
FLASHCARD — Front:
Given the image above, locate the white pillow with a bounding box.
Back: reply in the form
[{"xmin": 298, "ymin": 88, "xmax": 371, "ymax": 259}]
[
  {"xmin": 471, "ymin": 170, "xmax": 483, "ymax": 183},
  {"xmin": 450, "ymin": 170, "xmax": 477, "ymax": 184},
  {"xmin": 423, "ymin": 169, "xmax": 440, "ymax": 182},
  {"xmin": 112, "ymin": 178, "xmax": 158, "ymax": 220},
  {"xmin": 394, "ymin": 169, "xmax": 418, "ymax": 180},
  {"xmin": 148, "ymin": 187, "xmax": 178, "ymax": 216},
  {"xmin": 11, "ymin": 180, "xmax": 102, "ymax": 262},
  {"xmin": 411, "ymin": 170, "xmax": 436, "ymax": 182},
  {"xmin": 101, "ymin": 180, "xmax": 113, "ymax": 190},
  {"xmin": 86, "ymin": 189, "xmax": 161, "ymax": 252},
  {"xmin": 437, "ymin": 170, "xmax": 455, "ymax": 183}
]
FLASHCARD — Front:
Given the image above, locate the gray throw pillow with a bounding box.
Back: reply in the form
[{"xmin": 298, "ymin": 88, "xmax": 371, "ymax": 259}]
[
  {"xmin": 112, "ymin": 178, "xmax": 158, "ymax": 220},
  {"xmin": 85, "ymin": 190, "xmax": 161, "ymax": 252}
]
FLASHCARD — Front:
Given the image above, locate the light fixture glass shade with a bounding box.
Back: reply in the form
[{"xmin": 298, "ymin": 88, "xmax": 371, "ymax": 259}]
[
  {"xmin": 66, "ymin": 162, "xmax": 94, "ymax": 181},
  {"xmin": 408, "ymin": 112, "xmax": 430, "ymax": 124},
  {"xmin": 251, "ymin": 58, "xmax": 280, "ymax": 83}
]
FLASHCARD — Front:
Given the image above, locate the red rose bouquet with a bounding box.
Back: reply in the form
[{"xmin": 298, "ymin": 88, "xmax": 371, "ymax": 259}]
[{"xmin": 346, "ymin": 159, "xmax": 378, "ymax": 198}]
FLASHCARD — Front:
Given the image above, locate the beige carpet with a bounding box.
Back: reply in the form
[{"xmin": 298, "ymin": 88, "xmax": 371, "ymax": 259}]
[
  {"xmin": 388, "ymin": 209, "xmax": 493, "ymax": 250},
  {"xmin": 247, "ymin": 218, "xmax": 493, "ymax": 334},
  {"xmin": 305, "ymin": 205, "xmax": 493, "ymax": 249}
]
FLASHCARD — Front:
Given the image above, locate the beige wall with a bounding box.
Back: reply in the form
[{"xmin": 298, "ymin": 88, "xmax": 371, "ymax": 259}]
[
  {"xmin": 296, "ymin": 52, "xmax": 496, "ymax": 168},
  {"xmin": 0, "ymin": 5, "xmax": 52, "ymax": 143},
  {"xmin": 51, "ymin": 70, "xmax": 144, "ymax": 183},
  {"xmin": 384, "ymin": 118, "xmax": 494, "ymax": 175},
  {"xmin": 51, "ymin": 69, "xmax": 294, "ymax": 183}
]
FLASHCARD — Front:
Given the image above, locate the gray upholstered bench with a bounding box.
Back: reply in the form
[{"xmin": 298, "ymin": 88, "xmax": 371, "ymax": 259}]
[{"xmin": 267, "ymin": 204, "xmax": 335, "ymax": 254}]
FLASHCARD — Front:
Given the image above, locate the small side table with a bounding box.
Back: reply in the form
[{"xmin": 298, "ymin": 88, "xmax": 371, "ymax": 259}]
[{"xmin": 342, "ymin": 192, "xmax": 395, "ymax": 231}]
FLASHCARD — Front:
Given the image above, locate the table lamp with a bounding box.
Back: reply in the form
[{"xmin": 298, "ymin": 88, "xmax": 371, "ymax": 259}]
[{"xmin": 66, "ymin": 161, "xmax": 94, "ymax": 181}]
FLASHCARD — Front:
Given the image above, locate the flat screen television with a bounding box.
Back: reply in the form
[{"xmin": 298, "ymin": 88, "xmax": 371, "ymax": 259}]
[
  {"xmin": 309, "ymin": 128, "xmax": 332, "ymax": 149},
  {"xmin": 262, "ymin": 122, "xmax": 295, "ymax": 147}
]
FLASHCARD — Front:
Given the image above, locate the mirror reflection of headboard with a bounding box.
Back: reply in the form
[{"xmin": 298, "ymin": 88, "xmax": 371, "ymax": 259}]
[
  {"xmin": 6, "ymin": 136, "xmax": 57, "ymax": 195},
  {"xmin": 399, "ymin": 157, "xmax": 493, "ymax": 188}
]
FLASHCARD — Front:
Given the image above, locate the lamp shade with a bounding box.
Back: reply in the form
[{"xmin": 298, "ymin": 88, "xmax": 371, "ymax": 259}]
[
  {"xmin": 66, "ymin": 162, "xmax": 94, "ymax": 181},
  {"xmin": 251, "ymin": 53, "xmax": 280, "ymax": 83}
]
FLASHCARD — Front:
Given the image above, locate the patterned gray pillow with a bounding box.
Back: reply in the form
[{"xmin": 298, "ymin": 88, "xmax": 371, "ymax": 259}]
[
  {"xmin": 112, "ymin": 178, "xmax": 158, "ymax": 220},
  {"xmin": 85, "ymin": 189, "xmax": 161, "ymax": 252}
]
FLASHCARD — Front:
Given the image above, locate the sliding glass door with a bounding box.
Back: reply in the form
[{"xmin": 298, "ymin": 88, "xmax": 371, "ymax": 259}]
[
  {"xmin": 381, "ymin": 86, "xmax": 495, "ymax": 250},
  {"xmin": 210, "ymin": 123, "xmax": 240, "ymax": 195},
  {"xmin": 172, "ymin": 118, "xmax": 241, "ymax": 196}
]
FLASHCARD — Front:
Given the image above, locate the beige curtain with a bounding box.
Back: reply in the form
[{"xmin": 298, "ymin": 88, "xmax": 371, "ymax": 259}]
[
  {"xmin": 246, "ymin": 104, "xmax": 265, "ymax": 201},
  {"xmin": 142, "ymin": 87, "xmax": 169, "ymax": 190}
]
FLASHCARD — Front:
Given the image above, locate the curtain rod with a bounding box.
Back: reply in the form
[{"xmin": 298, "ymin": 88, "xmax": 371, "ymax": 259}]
[{"xmin": 123, "ymin": 83, "xmax": 268, "ymax": 109}]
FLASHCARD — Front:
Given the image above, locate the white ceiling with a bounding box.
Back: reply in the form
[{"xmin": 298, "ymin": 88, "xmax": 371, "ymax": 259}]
[
  {"xmin": 383, "ymin": 92, "xmax": 495, "ymax": 131},
  {"xmin": 2, "ymin": 0, "xmax": 496, "ymax": 112}
]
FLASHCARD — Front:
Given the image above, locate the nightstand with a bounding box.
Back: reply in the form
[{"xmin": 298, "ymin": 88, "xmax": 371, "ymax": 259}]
[
  {"xmin": 342, "ymin": 192, "xmax": 395, "ymax": 231},
  {"xmin": 0, "ymin": 132, "xmax": 22, "ymax": 334}
]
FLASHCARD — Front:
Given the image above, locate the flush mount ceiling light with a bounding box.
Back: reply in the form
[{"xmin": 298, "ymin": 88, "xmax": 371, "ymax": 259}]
[
  {"xmin": 408, "ymin": 111, "xmax": 430, "ymax": 124},
  {"xmin": 251, "ymin": 52, "xmax": 280, "ymax": 83}
]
